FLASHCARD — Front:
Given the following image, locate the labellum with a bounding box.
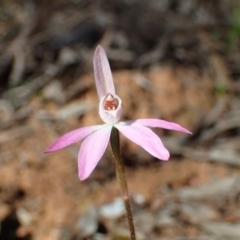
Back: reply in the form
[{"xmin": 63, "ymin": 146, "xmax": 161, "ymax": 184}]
[{"xmin": 103, "ymin": 93, "xmax": 119, "ymax": 111}]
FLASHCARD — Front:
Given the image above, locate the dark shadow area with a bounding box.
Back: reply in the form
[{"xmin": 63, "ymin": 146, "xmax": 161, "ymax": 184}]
[{"xmin": 0, "ymin": 212, "xmax": 32, "ymax": 240}]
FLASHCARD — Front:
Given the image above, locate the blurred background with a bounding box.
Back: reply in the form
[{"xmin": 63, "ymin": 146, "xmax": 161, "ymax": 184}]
[{"xmin": 0, "ymin": 0, "xmax": 240, "ymax": 239}]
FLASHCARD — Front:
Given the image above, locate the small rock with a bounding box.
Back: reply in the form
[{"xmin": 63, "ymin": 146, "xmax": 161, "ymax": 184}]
[
  {"xmin": 93, "ymin": 233, "xmax": 108, "ymax": 240},
  {"xmin": 16, "ymin": 207, "xmax": 32, "ymax": 226},
  {"xmin": 99, "ymin": 198, "xmax": 125, "ymax": 219},
  {"xmin": 201, "ymin": 222, "xmax": 240, "ymax": 239},
  {"xmin": 155, "ymin": 208, "xmax": 177, "ymax": 227},
  {"xmin": 134, "ymin": 211, "xmax": 154, "ymax": 234},
  {"xmin": 131, "ymin": 193, "xmax": 146, "ymax": 207},
  {"xmin": 112, "ymin": 227, "xmax": 145, "ymax": 240},
  {"xmin": 57, "ymin": 47, "xmax": 79, "ymax": 66},
  {"xmin": 43, "ymin": 80, "xmax": 65, "ymax": 104},
  {"xmin": 56, "ymin": 101, "xmax": 92, "ymax": 120},
  {"xmin": 59, "ymin": 226, "xmax": 74, "ymax": 240},
  {"xmin": 180, "ymin": 203, "xmax": 219, "ymax": 224},
  {"xmin": 177, "ymin": 176, "xmax": 238, "ymax": 201},
  {"xmin": 0, "ymin": 99, "xmax": 14, "ymax": 121},
  {"xmin": 75, "ymin": 207, "xmax": 98, "ymax": 238}
]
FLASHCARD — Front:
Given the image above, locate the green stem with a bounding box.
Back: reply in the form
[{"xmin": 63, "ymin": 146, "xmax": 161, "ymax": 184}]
[{"xmin": 110, "ymin": 127, "xmax": 136, "ymax": 240}]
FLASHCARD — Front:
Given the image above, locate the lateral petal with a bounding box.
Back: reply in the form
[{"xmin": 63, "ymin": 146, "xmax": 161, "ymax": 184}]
[
  {"xmin": 78, "ymin": 125, "xmax": 112, "ymax": 180},
  {"xmin": 44, "ymin": 125, "xmax": 105, "ymax": 153},
  {"xmin": 126, "ymin": 119, "xmax": 192, "ymax": 134},
  {"xmin": 115, "ymin": 124, "xmax": 169, "ymax": 160}
]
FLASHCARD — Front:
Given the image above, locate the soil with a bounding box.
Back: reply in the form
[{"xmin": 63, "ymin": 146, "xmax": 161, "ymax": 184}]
[{"xmin": 1, "ymin": 1, "xmax": 240, "ymax": 240}]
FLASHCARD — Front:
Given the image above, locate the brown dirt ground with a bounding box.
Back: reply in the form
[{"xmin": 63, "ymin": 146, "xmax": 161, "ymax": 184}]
[{"xmin": 0, "ymin": 66, "xmax": 235, "ymax": 240}]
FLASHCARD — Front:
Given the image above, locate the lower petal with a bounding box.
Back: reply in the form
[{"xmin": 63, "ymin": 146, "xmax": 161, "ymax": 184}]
[
  {"xmin": 115, "ymin": 124, "xmax": 169, "ymax": 160},
  {"xmin": 78, "ymin": 125, "xmax": 112, "ymax": 180}
]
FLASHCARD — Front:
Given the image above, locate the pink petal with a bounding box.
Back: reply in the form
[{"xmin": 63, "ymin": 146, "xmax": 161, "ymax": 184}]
[
  {"xmin": 44, "ymin": 125, "xmax": 105, "ymax": 153},
  {"xmin": 78, "ymin": 125, "xmax": 112, "ymax": 180},
  {"xmin": 93, "ymin": 45, "xmax": 115, "ymax": 99},
  {"xmin": 127, "ymin": 119, "xmax": 192, "ymax": 134},
  {"xmin": 115, "ymin": 124, "xmax": 170, "ymax": 160}
]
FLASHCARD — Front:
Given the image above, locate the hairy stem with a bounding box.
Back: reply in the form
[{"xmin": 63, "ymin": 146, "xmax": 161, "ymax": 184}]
[{"xmin": 110, "ymin": 127, "xmax": 136, "ymax": 240}]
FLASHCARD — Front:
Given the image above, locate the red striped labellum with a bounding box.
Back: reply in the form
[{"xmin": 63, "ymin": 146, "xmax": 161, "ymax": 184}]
[{"xmin": 103, "ymin": 93, "xmax": 119, "ymax": 111}]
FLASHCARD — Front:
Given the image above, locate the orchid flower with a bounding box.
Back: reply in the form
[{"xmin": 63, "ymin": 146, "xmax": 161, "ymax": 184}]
[{"xmin": 45, "ymin": 45, "xmax": 191, "ymax": 181}]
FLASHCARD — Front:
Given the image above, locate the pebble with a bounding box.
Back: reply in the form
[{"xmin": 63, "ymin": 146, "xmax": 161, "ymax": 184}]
[
  {"xmin": 134, "ymin": 211, "xmax": 154, "ymax": 234},
  {"xmin": 177, "ymin": 175, "xmax": 238, "ymax": 201},
  {"xmin": 131, "ymin": 193, "xmax": 146, "ymax": 207},
  {"xmin": 56, "ymin": 100, "xmax": 92, "ymax": 120},
  {"xmin": 43, "ymin": 80, "xmax": 65, "ymax": 104},
  {"xmin": 180, "ymin": 202, "xmax": 219, "ymax": 223},
  {"xmin": 16, "ymin": 207, "xmax": 32, "ymax": 226},
  {"xmin": 0, "ymin": 99, "xmax": 14, "ymax": 121},
  {"xmin": 99, "ymin": 198, "xmax": 125, "ymax": 219},
  {"xmin": 201, "ymin": 222, "xmax": 240, "ymax": 239},
  {"xmin": 75, "ymin": 207, "xmax": 98, "ymax": 238},
  {"xmin": 155, "ymin": 208, "xmax": 177, "ymax": 227}
]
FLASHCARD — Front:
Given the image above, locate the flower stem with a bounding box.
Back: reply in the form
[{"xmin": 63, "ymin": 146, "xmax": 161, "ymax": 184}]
[{"xmin": 110, "ymin": 127, "xmax": 136, "ymax": 240}]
